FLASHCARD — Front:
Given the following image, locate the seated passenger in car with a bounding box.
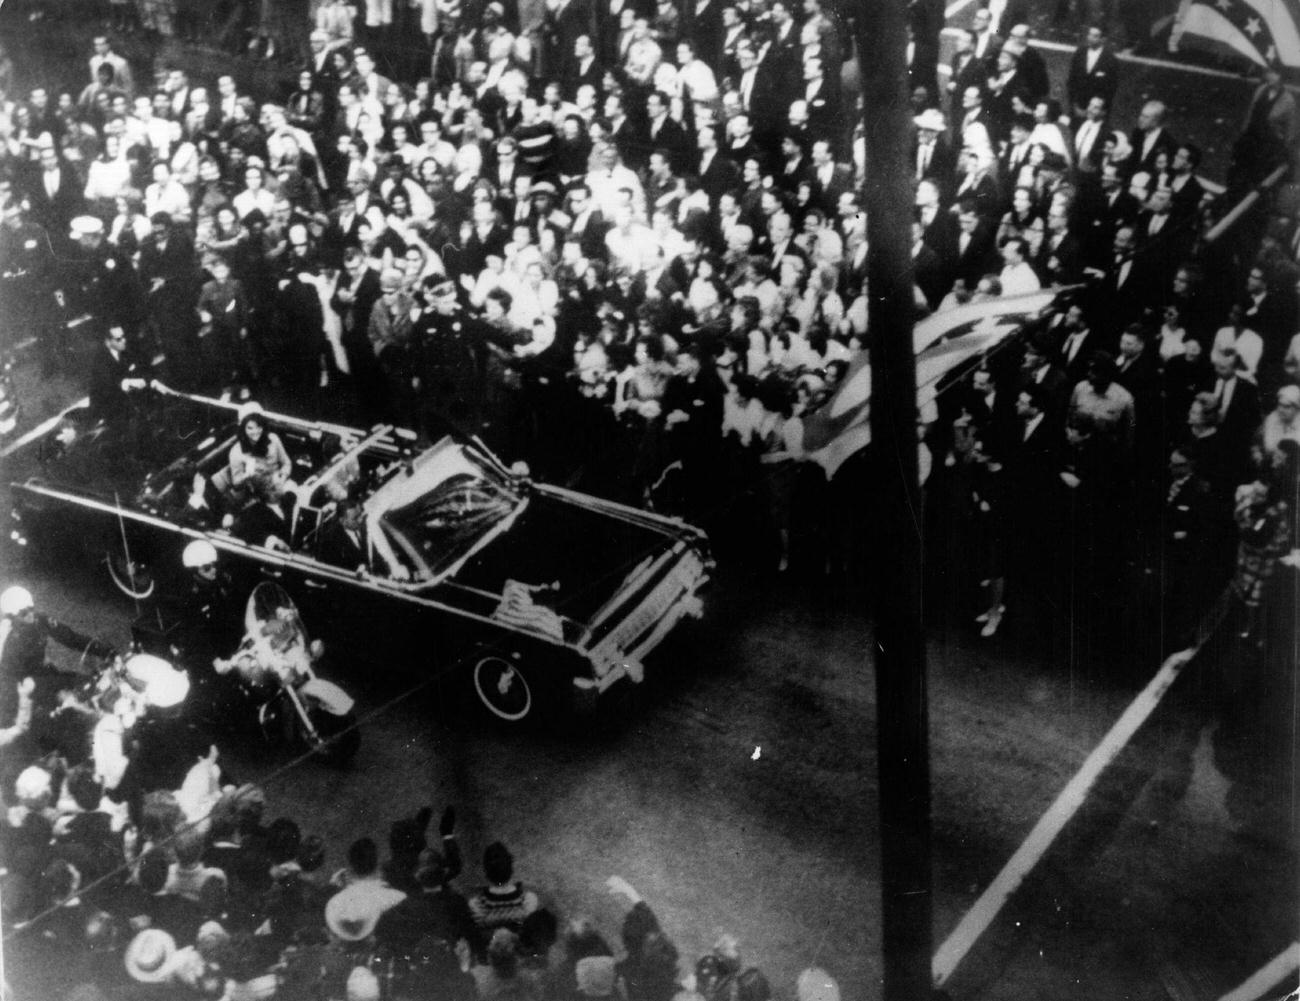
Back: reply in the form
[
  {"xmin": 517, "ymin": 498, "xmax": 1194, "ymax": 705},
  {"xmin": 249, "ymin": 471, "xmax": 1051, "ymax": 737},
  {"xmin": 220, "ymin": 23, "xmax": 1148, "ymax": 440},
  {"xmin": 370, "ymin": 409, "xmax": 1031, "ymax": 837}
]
[{"xmin": 228, "ymin": 403, "xmax": 294, "ymax": 498}]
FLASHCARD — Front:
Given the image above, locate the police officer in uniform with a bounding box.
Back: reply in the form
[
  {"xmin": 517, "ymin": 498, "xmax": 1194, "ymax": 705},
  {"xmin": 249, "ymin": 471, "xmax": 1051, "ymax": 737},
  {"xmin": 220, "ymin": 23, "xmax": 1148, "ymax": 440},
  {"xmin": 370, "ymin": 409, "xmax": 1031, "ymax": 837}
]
[
  {"xmin": 65, "ymin": 215, "xmax": 145, "ymax": 346},
  {"xmin": 0, "ymin": 198, "xmax": 59, "ymax": 370},
  {"xmin": 414, "ymin": 275, "xmax": 498, "ymax": 442},
  {"xmin": 0, "ymin": 586, "xmax": 116, "ymax": 750}
]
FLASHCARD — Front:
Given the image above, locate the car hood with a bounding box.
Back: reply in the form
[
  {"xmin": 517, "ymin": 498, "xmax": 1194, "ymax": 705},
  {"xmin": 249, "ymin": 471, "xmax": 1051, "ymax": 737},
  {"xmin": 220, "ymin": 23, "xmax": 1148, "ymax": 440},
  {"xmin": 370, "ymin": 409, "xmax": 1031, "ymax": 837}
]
[{"xmin": 450, "ymin": 488, "xmax": 687, "ymax": 624}]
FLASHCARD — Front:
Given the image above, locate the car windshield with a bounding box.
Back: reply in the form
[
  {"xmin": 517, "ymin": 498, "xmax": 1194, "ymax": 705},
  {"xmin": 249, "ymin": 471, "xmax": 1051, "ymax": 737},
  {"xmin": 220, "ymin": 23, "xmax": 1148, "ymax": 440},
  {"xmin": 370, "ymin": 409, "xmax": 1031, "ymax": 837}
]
[{"xmin": 378, "ymin": 465, "xmax": 521, "ymax": 580}]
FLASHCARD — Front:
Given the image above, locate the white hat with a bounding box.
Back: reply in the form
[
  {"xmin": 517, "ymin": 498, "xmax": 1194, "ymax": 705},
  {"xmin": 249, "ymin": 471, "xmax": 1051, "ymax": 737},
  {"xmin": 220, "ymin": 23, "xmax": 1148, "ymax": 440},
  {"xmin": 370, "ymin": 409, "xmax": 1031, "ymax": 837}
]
[
  {"xmin": 124, "ymin": 928, "xmax": 178, "ymax": 983},
  {"xmin": 69, "ymin": 215, "xmax": 104, "ymax": 239},
  {"xmin": 123, "ymin": 653, "xmax": 190, "ymax": 709},
  {"xmin": 913, "ymin": 108, "xmax": 946, "ymax": 133},
  {"xmin": 796, "ymin": 968, "xmax": 840, "ymax": 1001},
  {"xmin": 182, "ymin": 539, "xmax": 218, "ymax": 568},
  {"xmin": 346, "ymin": 966, "xmax": 381, "ymax": 1001},
  {"xmin": 14, "ymin": 765, "xmax": 52, "ymax": 803},
  {"xmin": 325, "ymin": 883, "xmax": 406, "ymax": 941},
  {"xmin": 576, "ymin": 956, "xmax": 618, "ymax": 997},
  {"xmin": 0, "ymin": 585, "xmax": 33, "ymax": 616}
]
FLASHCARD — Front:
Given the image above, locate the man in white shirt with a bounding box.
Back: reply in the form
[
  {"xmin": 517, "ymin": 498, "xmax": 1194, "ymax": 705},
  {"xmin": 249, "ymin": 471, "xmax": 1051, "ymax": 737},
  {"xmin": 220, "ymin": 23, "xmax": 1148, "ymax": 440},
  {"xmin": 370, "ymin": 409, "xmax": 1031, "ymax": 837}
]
[
  {"xmin": 1211, "ymin": 304, "xmax": 1264, "ymax": 381},
  {"xmin": 674, "ymin": 40, "xmax": 719, "ymax": 105},
  {"xmin": 999, "ymin": 237, "xmax": 1041, "ymax": 295},
  {"xmin": 1073, "ymin": 96, "xmax": 1107, "ymax": 168},
  {"xmin": 89, "ymin": 36, "xmax": 133, "ymax": 97}
]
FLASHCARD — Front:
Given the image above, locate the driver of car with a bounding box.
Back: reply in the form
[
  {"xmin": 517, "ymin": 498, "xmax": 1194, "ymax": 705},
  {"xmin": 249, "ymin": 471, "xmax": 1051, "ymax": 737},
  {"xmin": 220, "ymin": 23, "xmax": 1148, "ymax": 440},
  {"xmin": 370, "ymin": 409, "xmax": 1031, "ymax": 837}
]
[{"xmin": 316, "ymin": 499, "xmax": 369, "ymax": 573}]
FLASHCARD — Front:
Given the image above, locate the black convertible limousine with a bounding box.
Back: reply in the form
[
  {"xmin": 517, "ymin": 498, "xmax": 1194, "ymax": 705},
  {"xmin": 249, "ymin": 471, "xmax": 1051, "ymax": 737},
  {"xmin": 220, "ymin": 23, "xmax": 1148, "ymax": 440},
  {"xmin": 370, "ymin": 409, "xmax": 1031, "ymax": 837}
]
[{"xmin": 5, "ymin": 387, "xmax": 712, "ymax": 723}]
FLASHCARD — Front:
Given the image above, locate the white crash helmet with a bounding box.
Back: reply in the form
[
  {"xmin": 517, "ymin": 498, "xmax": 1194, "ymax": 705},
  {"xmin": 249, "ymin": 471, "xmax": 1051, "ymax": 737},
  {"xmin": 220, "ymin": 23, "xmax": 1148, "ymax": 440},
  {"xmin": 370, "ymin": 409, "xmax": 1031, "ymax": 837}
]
[
  {"xmin": 0, "ymin": 586, "xmax": 34, "ymax": 616},
  {"xmin": 123, "ymin": 653, "xmax": 190, "ymax": 710},
  {"xmin": 182, "ymin": 540, "xmax": 218, "ymax": 569}
]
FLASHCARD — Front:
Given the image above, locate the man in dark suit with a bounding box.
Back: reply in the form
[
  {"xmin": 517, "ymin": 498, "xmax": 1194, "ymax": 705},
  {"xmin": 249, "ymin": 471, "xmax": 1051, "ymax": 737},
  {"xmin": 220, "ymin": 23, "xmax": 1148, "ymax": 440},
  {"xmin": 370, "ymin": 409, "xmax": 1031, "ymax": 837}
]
[
  {"xmin": 25, "ymin": 146, "xmax": 84, "ymax": 240},
  {"xmin": 1019, "ymin": 329, "xmax": 1069, "ymax": 423},
  {"xmin": 1066, "ymin": 25, "xmax": 1120, "ymax": 118},
  {"xmin": 563, "ymin": 34, "xmax": 605, "ymax": 98},
  {"xmin": 686, "ymin": 0, "xmax": 725, "ymax": 68},
  {"xmin": 566, "ymin": 184, "xmax": 610, "ymax": 260},
  {"xmin": 800, "ymin": 56, "xmax": 841, "ymax": 143},
  {"xmin": 547, "ymin": 0, "xmax": 597, "ymax": 83},
  {"xmin": 88, "ymin": 326, "xmax": 146, "ymax": 422},
  {"xmin": 953, "ymin": 200, "xmax": 998, "ymax": 288},
  {"xmin": 759, "ymin": 210, "xmax": 806, "ymax": 272},
  {"xmin": 1077, "ymin": 162, "xmax": 1139, "ymax": 268},
  {"xmin": 773, "ymin": 132, "xmax": 810, "ymax": 195},
  {"xmin": 916, "ymin": 178, "xmax": 957, "ymax": 284},
  {"xmin": 911, "ymin": 220, "xmax": 946, "ymax": 312},
  {"xmin": 1167, "ymin": 143, "xmax": 1205, "ymax": 221},
  {"xmin": 233, "ymin": 481, "xmax": 296, "ymax": 552},
  {"xmin": 1134, "ymin": 186, "xmax": 1190, "ymax": 290},
  {"xmin": 1130, "ymin": 99, "xmax": 1176, "ymax": 175},
  {"xmin": 1040, "ymin": 202, "xmax": 1083, "ymax": 285},
  {"xmin": 912, "ymin": 108, "xmax": 957, "ymax": 193},
  {"xmin": 947, "ymin": 30, "xmax": 988, "ymax": 125},
  {"xmin": 644, "ymin": 90, "xmax": 690, "ymax": 173},
  {"xmin": 1209, "ymin": 350, "xmax": 1261, "ymax": 456},
  {"xmin": 969, "ymin": 6, "xmax": 1003, "ymax": 68},
  {"xmin": 1055, "ymin": 302, "xmax": 1099, "ymax": 387},
  {"xmin": 1002, "ymin": 25, "xmax": 1048, "ymax": 107},
  {"xmin": 808, "ymin": 139, "xmax": 853, "ymax": 214},
  {"xmin": 1090, "ymin": 222, "xmax": 1158, "ymax": 338},
  {"xmin": 1071, "ymin": 96, "xmax": 1109, "ymax": 172},
  {"xmin": 316, "ymin": 500, "xmax": 370, "ymax": 571},
  {"xmin": 718, "ymin": 4, "xmax": 750, "ymax": 82},
  {"xmin": 331, "ymin": 248, "xmax": 383, "ymax": 396},
  {"xmin": 696, "ymin": 124, "xmax": 742, "ymax": 204}
]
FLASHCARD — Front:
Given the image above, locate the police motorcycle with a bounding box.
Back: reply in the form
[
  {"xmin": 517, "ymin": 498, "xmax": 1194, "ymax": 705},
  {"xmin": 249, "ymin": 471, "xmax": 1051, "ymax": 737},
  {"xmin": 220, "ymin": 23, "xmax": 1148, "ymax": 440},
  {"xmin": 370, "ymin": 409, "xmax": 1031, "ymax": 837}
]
[{"xmin": 211, "ymin": 581, "xmax": 359, "ymax": 766}]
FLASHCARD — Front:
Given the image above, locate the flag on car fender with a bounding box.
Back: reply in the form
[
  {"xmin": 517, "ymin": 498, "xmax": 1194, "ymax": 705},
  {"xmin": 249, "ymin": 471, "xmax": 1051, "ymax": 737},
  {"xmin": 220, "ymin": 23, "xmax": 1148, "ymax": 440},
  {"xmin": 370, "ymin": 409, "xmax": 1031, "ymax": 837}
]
[{"xmin": 493, "ymin": 580, "xmax": 564, "ymax": 641}]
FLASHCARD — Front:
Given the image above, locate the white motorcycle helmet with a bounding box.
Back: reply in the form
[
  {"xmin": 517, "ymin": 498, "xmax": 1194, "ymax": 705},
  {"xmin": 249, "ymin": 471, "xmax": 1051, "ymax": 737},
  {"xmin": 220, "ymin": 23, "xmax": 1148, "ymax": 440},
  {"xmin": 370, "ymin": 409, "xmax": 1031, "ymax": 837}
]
[
  {"xmin": 0, "ymin": 586, "xmax": 34, "ymax": 616},
  {"xmin": 182, "ymin": 540, "xmax": 218, "ymax": 569},
  {"xmin": 123, "ymin": 653, "xmax": 190, "ymax": 710}
]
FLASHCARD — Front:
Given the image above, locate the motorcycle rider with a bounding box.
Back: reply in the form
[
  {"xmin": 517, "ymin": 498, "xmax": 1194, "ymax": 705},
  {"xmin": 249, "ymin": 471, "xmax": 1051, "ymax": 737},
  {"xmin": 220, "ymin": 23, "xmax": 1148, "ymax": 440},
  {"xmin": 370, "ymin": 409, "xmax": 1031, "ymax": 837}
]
[
  {"xmin": 179, "ymin": 540, "xmax": 241, "ymax": 650},
  {"xmin": 174, "ymin": 540, "xmax": 246, "ymax": 733},
  {"xmin": 0, "ymin": 585, "xmax": 115, "ymax": 737}
]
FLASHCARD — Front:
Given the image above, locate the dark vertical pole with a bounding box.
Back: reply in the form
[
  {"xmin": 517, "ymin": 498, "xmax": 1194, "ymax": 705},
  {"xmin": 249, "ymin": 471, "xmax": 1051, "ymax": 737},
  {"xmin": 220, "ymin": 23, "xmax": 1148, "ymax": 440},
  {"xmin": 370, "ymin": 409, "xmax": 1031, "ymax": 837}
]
[{"xmin": 855, "ymin": 1, "xmax": 935, "ymax": 999}]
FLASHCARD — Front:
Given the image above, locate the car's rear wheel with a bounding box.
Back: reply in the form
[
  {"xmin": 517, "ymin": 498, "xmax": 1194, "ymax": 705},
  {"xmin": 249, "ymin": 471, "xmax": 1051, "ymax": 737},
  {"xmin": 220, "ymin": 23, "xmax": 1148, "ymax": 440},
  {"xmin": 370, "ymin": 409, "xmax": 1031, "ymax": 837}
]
[{"xmin": 472, "ymin": 653, "xmax": 535, "ymax": 723}]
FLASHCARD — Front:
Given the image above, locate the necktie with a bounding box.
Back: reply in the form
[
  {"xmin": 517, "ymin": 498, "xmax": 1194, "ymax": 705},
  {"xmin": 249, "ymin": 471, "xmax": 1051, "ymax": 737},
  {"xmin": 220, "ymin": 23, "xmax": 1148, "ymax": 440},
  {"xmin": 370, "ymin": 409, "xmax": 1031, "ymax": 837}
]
[{"xmin": 917, "ymin": 143, "xmax": 930, "ymax": 178}]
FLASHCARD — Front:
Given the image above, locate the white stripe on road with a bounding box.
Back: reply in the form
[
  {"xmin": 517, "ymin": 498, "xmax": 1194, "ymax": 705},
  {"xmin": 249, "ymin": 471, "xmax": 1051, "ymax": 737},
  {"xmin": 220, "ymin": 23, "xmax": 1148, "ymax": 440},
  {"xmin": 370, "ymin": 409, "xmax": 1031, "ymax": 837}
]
[
  {"xmin": 1216, "ymin": 941, "xmax": 1300, "ymax": 1001},
  {"xmin": 0, "ymin": 397, "xmax": 89, "ymax": 459},
  {"xmin": 932, "ymin": 646, "xmax": 1199, "ymax": 987}
]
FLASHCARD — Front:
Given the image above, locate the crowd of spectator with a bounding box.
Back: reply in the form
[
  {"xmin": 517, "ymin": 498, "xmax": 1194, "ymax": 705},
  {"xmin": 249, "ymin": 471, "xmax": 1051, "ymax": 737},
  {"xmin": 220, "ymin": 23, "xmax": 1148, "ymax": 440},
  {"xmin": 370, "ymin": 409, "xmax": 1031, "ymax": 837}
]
[
  {"xmin": 0, "ymin": 0, "xmax": 1295, "ymax": 626},
  {"xmin": 0, "ymin": 747, "xmax": 843, "ymax": 1000}
]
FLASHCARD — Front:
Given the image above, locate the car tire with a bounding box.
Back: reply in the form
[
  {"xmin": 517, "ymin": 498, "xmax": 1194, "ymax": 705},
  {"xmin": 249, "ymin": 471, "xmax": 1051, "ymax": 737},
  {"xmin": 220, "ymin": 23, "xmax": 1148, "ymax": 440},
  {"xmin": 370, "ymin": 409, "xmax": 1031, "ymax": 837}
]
[
  {"xmin": 472, "ymin": 652, "xmax": 538, "ymax": 724},
  {"xmin": 106, "ymin": 549, "xmax": 155, "ymax": 600}
]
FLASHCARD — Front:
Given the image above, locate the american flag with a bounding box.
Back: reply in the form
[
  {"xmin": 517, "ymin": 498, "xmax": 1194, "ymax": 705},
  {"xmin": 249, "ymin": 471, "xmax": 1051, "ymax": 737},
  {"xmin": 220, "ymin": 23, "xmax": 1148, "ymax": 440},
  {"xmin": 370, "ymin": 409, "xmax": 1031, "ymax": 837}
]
[
  {"xmin": 1173, "ymin": 0, "xmax": 1300, "ymax": 69},
  {"xmin": 493, "ymin": 580, "xmax": 564, "ymax": 641},
  {"xmin": 799, "ymin": 291, "xmax": 1062, "ymax": 478}
]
